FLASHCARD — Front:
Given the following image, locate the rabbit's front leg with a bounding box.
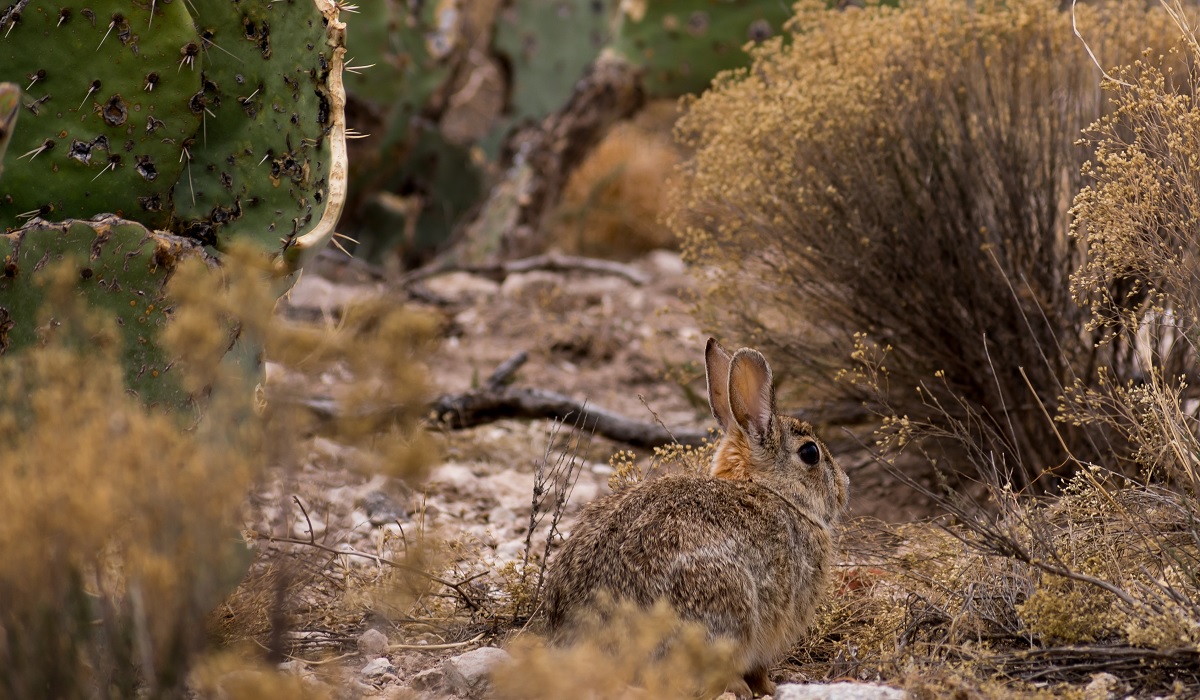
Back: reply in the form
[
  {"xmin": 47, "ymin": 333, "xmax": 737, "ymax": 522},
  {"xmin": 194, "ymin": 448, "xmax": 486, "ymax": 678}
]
[{"xmin": 744, "ymin": 666, "xmax": 776, "ymax": 697}]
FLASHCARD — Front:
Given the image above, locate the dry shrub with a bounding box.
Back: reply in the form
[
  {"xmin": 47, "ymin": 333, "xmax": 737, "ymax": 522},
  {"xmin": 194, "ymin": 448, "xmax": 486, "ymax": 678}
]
[
  {"xmin": 1068, "ymin": 4, "xmax": 1200, "ymax": 490},
  {"xmin": 670, "ymin": 0, "xmax": 1184, "ymax": 489},
  {"xmin": 0, "ymin": 247, "xmax": 438, "ymax": 698},
  {"xmin": 606, "ymin": 437, "xmax": 717, "ymax": 491},
  {"xmin": 492, "ymin": 600, "xmax": 737, "ymax": 700},
  {"xmin": 553, "ymin": 102, "xmax": 681, "ymax": 260},
  {"xmin": 784, "ymin": 470, "xmax": 1200, "ymax": 693}
]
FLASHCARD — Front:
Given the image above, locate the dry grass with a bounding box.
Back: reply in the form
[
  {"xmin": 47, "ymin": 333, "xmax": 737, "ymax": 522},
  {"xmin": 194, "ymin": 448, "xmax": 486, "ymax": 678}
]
[
  {"xmin": 0, "ymin": 246, "xmax": 441, "ymax": 698},
  {"xmin": 493, "ymin": 600, "xmax": 737, "ymax": 700}
]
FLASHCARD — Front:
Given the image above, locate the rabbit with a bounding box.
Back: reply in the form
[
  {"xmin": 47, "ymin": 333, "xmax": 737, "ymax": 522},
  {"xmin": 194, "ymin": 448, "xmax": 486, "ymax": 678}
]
[{"xmin": 543, "ymin": 338, "xmax": 850, "ymax": 698}]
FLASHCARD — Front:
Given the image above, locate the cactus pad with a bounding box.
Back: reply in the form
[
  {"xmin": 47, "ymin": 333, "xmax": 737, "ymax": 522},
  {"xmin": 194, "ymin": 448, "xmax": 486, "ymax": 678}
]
[
  {"xmin": 0, "ymin": 0, "xmax": 347, "ymax": 266},
  {"xmin": 0, "ymin": 215, "xmax": 214, "ymax": 407},
  {"xmin": 613, "ymin": 0, "xmax": 791, "ymax": 98}
]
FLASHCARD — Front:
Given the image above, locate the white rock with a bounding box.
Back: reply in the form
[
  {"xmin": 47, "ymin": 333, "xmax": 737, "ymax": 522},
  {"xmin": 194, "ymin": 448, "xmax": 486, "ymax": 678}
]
[
  {"xmin": 1084, "ymin": 672, "xmax": 1122, "ymax": 700},
  {"xmin": 485, "ymin": 469, "xmax": 536, "ymax": 513},
  {"xmin": 291, "ymin": 515, "xmax": 325, "ymax": 539},
  {"xmin": 499, "ymin": 271, "xmax": 559, "ymax": 300},
  {"xmin": 495, "ymin": 539, "xmax": 526, "ymax": 563},
  {"xmin": 357, "ymin": 628, "xmax": 389, "ymax": 657},
  {"xmin": 591, "ymin": 462, "xmax": 614, "ymax": 477},
  {"xmin": 360, "ymin": 656, "xmax": 396, "ymax": 678},
  {"xmin": 643, "ymin": 250, "xmax": 686, "ymax": 277},
  {"xmin": 488, "ymin": 505, "xmax": 518, "ymax": 526},
  {"xmin": 774, "ymin": 683, "xmax": 907, "ymax": 700},
  {"xmin": 286, "ymin": 274, "xmax": 377, "ymax": 315},
  {"xmin": 423, "ymin": 271, "xmax": 500, "ymax": 300},
  {"xmin": 426, "ymin": 463, "xmax": 478, "ymax": 493},
  {"xmin": 443, "ymin": 647, "xmax": 511, "ymax": 697},
  {"xmin": 277, "ymin": 660, "xmax": 307, "ymax": 675}
]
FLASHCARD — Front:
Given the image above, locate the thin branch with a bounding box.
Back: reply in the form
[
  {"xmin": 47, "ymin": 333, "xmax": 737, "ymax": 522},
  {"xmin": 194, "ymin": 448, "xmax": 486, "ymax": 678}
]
[
  {"xmin": 486, "ymin": 351, "xmax": 528, "ymax": 390},
  {"xmin": 259, "ymin": 534, "xmax": 482, "ymax": 612},
  {"xmin": 1071, "ymin": 0, "xmax": 1134, "ymax": 88}
]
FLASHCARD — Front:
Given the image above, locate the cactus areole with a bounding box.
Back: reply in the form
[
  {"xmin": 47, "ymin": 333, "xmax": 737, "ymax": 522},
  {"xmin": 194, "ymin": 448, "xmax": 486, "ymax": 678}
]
[{"xmin": 0, "ymin": 0, "xmax": 347, "ymax": 270}]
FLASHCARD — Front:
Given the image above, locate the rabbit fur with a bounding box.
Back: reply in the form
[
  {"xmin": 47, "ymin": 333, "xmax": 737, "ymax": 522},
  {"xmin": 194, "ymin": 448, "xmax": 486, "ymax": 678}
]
[{"xmin": 543, "ymin": 338, "xmax": 850, "ymax": 698}]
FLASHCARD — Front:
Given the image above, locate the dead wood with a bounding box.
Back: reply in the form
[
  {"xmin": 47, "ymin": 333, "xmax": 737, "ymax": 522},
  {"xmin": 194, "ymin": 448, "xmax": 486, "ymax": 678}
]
[
  {"xmin": 400, "ymin": 251, "xmax": 651, "ymax": 287},
  {"xmin": 429, "ymin": 385, "xmax": 709, "ymax": 450}
]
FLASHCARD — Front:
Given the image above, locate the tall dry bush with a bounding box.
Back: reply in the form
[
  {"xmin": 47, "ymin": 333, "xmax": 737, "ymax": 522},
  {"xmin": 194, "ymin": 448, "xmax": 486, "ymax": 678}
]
[
  {"xmin": 671, "ymin": 0, "xmax": 1183, "ymax": 489},
  {"xmin": 0, "ymin": 248, "xmax": 436, "ymax": 698},
  {"xmin": 0, "ymin": 252, "xmax": 273, "ymax": 699},
  {"xmin": 1068, "ymin": 1, "xmax": 1200, "ymax": 489},
  {"xmin": 791, "ymin": 3, "xmax": 1200, "ymax": 690}
]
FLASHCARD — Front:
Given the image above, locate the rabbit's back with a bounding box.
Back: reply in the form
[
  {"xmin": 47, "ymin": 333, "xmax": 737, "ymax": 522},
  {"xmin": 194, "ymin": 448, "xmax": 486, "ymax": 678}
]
[{"xmin": 544, "ymin": 474, "xmax": 832, "ymax": 670}]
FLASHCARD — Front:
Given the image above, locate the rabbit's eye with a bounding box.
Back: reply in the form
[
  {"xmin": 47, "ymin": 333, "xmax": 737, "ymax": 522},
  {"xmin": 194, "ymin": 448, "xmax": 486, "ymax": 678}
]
[{"xmin": 798, "ymin": 441, "xmax": 821, "ymax": 466}]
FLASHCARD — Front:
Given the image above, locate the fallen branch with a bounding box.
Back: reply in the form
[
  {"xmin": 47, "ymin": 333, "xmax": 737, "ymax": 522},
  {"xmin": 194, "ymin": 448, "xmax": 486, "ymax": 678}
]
[
  {"xmin": 988, "ymin": 644, "xmax": 1200, "ymax": 684},
  {"xmin": 399, "ymin": 251, "xmax": 651, "ymax": 288},
  {"xmin": 388, "ymin": 632, "xmax": 485, "ymax": 652},
  {"xmin": 430, "ymin": 385, "xmax": 709, "ymax": 449}
]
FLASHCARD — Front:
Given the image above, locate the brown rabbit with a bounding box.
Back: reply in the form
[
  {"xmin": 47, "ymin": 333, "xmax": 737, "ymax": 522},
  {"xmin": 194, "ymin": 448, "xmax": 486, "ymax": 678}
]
[{"xmin": 543, "ymin": 338, "xmax": 850, "ymax": 698}]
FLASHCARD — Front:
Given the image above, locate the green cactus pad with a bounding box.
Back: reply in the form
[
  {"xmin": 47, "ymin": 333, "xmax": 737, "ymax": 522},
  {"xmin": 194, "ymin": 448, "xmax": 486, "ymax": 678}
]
[
  {"xmin": 171, "ymin": 0, "xmax": 346, "ymax": 260},
  {"xmin": 493, "ymin": 0, "xmax": 614, "ymax": 128},
  {"xmin": 0, "ymin": 1, "xmax": 347, "ymax": 267},
  {"xmin": 0, "ymin": 215, "xmax": 213, "ymax": 407},
  {"xmin": 0, "ymin": 1, "xmax": 203, "ymax": 229},
  {"xmin": 0, "ymin": 81, "xmax": 19, "ymax": 176},
  {"xmin": 613, "ymin": 0, "xmax": 791, "ymax": 98},
  {"xmin": 342, "ymin": 0, "xmax": 456, "ymax": 117}
]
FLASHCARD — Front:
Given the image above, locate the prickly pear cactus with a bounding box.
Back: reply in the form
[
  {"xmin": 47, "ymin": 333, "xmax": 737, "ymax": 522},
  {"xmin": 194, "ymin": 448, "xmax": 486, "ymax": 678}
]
[
  {"xmin": 0, "ymin": 215, "xmax": 213, "ymax": 406},
  {"xmin": 0, "ymin": 82, "xmax": 18, "ymax": 177},
  {"xmin": 342, "ymin": 0, "xmax": 458, "ymax": 120},
  {"xmin": 612, "ymin": 0, "xmax": 790, "ymax": 98},
  {"xmin": 0, "ymin": 0, "xmax": 347, "ymax": 268},
  {"xmin": 0, "ymin": 1, "xmax": 202, "ymax": 230},
  {"xmin": 492, "ymin": 0, "xmax": 614, "ymax": 145}
]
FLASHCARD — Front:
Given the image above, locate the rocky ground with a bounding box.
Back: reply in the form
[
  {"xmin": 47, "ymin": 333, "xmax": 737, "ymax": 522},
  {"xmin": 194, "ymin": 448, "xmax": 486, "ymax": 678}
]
[{"xmin": 233, "ymin": 248, "xmax": 928, "ymax": 699}]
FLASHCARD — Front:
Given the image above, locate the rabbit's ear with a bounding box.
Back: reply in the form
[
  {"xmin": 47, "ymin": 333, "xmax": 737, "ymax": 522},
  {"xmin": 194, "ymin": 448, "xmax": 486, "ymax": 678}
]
[
  {"xmin": 705, "ymin": 338, "xmax": 735, "ymax": 431},
  {"xmin": 729, "ymin": 349, "xmax": 776, "ymax": 438}
]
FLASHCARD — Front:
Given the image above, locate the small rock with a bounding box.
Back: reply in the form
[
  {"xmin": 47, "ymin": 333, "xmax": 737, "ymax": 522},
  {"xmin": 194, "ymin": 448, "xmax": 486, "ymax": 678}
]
[
  {"xmin": 363, "ymin": 490, "xmax": 407, "ymax": 524},
  {"xmin": 495, "ymin": 539, "xmax": 526, "ymax": 563},
  {"xmin": 360, "ymin": 656, "xmax": 396, "ymax": 679},
  {"xmin": 409, "ymin": 665, "xmax": 446, "ymax": 692},
  {"xmin": 423, "ymin": 271, "xmax": 500, "ymax": 300},
  {"xmin": 487, "ymin": 505, "xmax": 518, "ymax": 526},
  {"xmin": 567, "ymin": 477, "xmax": 601, "ymax": 509},
  {"xmin": 485, "ymin": 469, "xmax": 536, "ymax": 513},
  {"xmin": 643, "ymin": 250, "xmax": 686, "ymax": 277},
  {"xmin": 284, "ymin": 275, "xmax": 381, "ymax": 319},
  {"xmin": 774, "ymin": 682, "xmax": 907, "ymax": 700},
  {"xmin": 499, "ymin": 271, "xmax": 559, "ymax": 300},
  {"xmin": 357, "ymin": 628, "xmax": 389, "ymax": 657},
  {"xmin": 291, "ymin": 515, "xmax": 325, "ymax": 539},
  {"xmin": 443, "ymin": 646, "xmax": 511, "ymax": 698},
  {"xmin": 426, "ymin": 463, "xmax": 478, "ymax": 493},
  {"xmin": 277, "ymin": 660, "xmax": 307, "ymax": 675},
  {"xmin": 1084, "ymin": 672, "xmax": 1122, "ymax": 700}
]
